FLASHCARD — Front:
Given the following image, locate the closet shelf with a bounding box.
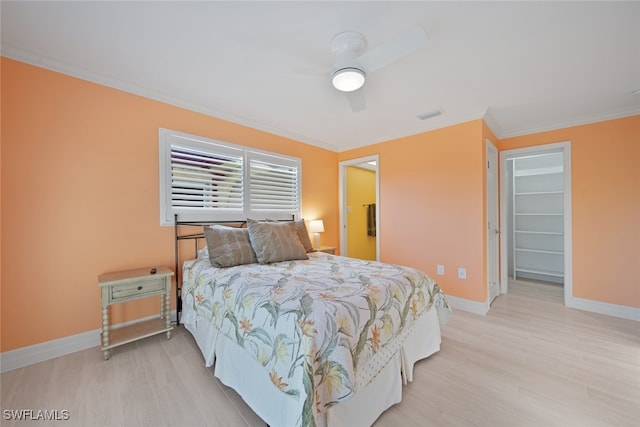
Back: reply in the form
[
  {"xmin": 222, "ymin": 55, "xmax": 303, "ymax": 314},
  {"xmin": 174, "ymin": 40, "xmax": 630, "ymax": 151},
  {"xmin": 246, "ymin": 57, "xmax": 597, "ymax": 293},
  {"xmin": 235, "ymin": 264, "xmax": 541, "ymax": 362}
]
[
  {"xmin": 515, "ymin": 212, "xmax": 563, "ymax": 216},
  {"xmin": 514, "ymin": 167, "xmax": 563, "ymax": 177},
  {"xmin": 511, "ymin": 151, "xmax": 564, "ymax": 283},
  {"xmin": 515, "ymin": 248, "xmax": 564, "ymax": 255},
  {"xmin": 514, "ymin": 267, "xmax": 564, "ymax": 278},
  {"xmin": 515, "ymin": 230, "xmax": 564, "ymax": 236},
  {"xmin": 514, "ymin": 191, "xmax": 564, "ymax": 195}
]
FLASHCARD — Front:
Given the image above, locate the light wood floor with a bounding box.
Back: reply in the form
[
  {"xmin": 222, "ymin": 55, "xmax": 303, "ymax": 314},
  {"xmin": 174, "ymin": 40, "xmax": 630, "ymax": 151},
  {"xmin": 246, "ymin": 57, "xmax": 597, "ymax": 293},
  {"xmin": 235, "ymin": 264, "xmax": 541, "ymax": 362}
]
[{"xmin": 2, "ymin": 280, "xmax": 638, "ymax": 426}]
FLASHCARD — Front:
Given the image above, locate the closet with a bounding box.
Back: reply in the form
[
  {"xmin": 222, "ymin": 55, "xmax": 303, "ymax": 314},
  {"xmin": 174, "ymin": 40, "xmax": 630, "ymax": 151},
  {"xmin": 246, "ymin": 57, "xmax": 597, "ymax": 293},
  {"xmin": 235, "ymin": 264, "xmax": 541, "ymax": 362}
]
[{"xmin": 508, "ymin": 152, "xmax": 564, "ymax": 284}]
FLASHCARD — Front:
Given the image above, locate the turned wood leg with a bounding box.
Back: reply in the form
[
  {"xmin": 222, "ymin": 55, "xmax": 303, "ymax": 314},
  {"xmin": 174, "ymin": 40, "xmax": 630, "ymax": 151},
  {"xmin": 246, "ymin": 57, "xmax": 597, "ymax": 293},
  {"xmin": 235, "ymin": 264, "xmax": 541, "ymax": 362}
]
[
  {"xmin": 160, "ymin": 293, "xmax": 165, "ymax": 319},
  {"xmin": 165, "ymin": 291, "xmax": 172, "ymax": 339},
  {"xmin": 102, "ymin": 306, "xmax": 111, "ymax": 360}
]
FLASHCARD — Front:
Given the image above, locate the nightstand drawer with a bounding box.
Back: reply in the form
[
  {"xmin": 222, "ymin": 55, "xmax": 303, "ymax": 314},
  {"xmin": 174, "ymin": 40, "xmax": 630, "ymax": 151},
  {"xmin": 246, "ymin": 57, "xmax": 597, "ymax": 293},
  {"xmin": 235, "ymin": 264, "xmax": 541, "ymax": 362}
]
[{"xmin": 110, "ymin": 278, "xmax": 165, "ymax": 302}]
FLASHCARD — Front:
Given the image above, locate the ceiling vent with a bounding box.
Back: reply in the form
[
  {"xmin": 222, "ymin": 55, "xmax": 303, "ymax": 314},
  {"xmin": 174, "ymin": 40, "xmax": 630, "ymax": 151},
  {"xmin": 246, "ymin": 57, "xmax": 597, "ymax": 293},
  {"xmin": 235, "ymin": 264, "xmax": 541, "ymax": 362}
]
[{"xmin": 417, "ymin": 109, "xmax": 443, "ymax": 120}]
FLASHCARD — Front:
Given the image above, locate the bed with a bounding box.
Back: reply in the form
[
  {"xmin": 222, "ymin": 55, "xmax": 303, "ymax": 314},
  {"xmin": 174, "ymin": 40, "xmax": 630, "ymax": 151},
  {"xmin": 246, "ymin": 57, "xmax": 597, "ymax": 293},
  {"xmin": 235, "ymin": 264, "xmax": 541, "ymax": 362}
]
[{"xmin": 174, "ymin": 217, "xmax": 451, "ymax": 427}]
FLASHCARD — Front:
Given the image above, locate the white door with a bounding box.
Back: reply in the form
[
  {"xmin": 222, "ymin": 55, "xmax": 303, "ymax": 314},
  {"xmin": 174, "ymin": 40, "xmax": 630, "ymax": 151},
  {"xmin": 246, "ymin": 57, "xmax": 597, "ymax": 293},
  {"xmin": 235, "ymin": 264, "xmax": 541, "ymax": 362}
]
[{"xmin": 486, "ymin": 140, "xmax": 500, "ymax": 304}]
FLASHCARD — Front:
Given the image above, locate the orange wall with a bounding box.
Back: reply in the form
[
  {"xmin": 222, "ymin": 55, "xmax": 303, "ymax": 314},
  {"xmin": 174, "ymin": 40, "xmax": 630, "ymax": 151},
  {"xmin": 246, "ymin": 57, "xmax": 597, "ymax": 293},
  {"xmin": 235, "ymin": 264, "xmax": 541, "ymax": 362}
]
[
  {"xmin": 339, "ymin": 120, "xmax": 487, "ymax": 302},
  {"xmin": 346, "ymin": 166, "xmax": 376, "ymax": 260},
  {"xmin": 499, "ymin": 116, "xmax": 640, "ymax": 308},
  {"xmin": 0, "ymin": 58, "xmax": 339, "ymax": 351},
  {"xmin": 3, "ymin": 56, "xmax": 637, "ymax": 354},
  {"xmin": 340, "ymin": 116, "xmax": 640, "ymax": 310}
]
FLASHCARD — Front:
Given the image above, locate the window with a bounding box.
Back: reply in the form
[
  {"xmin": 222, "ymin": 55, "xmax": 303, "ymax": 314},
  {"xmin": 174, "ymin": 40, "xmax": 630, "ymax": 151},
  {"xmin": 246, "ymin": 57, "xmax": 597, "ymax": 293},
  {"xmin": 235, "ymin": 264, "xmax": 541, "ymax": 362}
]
[{"xmin": 159, "ymin": 129, "xmax": 301, "ymax": 225}]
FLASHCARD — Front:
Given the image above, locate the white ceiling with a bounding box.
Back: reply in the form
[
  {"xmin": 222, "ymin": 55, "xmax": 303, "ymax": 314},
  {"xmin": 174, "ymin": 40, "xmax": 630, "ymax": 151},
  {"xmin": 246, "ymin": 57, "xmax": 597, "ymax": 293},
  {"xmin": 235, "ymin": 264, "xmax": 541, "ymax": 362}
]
[{"xmin": 2, "ymin": 1, "xmax": 639, "ymax": 152}]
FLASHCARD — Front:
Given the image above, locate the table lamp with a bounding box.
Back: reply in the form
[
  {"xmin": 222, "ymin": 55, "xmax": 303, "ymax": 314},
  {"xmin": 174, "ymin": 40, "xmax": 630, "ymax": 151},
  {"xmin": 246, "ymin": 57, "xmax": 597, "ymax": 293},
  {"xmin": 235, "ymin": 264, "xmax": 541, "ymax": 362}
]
[{"xmin": 308, "ymin": 220, "xmax": 325, "ymax": 249}]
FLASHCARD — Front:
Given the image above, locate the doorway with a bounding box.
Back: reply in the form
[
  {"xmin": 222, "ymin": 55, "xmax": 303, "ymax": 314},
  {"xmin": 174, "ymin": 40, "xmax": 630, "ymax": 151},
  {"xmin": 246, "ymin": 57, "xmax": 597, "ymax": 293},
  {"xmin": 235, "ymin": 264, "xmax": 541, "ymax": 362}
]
[
  {"xmin": 499, "ymin": 142, "xmax": 572, "ymax": 304},
  {"xmin": 339, "ymin": 155, "xmax": 380, "ymax": 260}
]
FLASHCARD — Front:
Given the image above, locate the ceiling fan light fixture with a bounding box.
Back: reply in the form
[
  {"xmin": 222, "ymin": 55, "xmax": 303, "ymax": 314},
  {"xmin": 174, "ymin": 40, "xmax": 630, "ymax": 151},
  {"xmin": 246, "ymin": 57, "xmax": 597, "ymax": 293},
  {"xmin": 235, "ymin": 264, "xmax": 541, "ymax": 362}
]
[{"xmin": 332, "ymin": 67, "xmax": 365, "ymax": 92}]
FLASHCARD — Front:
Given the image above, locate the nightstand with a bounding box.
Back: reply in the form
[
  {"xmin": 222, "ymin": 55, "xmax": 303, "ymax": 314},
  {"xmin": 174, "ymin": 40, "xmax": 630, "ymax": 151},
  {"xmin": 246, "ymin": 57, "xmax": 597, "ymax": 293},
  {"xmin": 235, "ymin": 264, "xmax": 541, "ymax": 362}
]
[
  {"xmin": 98, "ymin": 267, "xmax": 173, "ymax": 360},
  {"xmin": 315, "ymin": 246, "xmax": 337, "ymax": 255}
]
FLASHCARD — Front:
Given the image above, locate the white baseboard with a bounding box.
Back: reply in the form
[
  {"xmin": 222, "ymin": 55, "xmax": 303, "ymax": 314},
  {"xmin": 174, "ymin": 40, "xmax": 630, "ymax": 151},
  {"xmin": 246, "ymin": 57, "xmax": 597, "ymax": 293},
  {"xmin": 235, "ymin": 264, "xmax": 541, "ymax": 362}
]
[
  {"xmin": 446, "ymin": 295, "xmax": 489, "ymax": 316},
  {"xmin": 0, "ymin": 328, "xmax": 100, "ymax": 374},
  {"xmin": 566, "ymin": 297, "xmax": 640, "ymax": 321},
  {"xmin": 0, "ymin": 311, "xmax": 177, "ymax": 373},
  {"xmin": 446, "ymin": 293, "xmax": 639, "ymax": 322}
]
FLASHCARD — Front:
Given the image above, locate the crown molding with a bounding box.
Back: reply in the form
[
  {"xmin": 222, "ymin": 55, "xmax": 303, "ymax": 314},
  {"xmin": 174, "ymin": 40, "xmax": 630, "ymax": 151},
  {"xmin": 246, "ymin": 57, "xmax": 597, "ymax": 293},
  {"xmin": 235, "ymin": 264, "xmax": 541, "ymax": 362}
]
[
  {"xmin": 1, "ymin": 47, "xmax": 339, "ymax": 152},
  {"xmin": 497, "ymin": 106, "xmax": 640, "ymax": 140}
]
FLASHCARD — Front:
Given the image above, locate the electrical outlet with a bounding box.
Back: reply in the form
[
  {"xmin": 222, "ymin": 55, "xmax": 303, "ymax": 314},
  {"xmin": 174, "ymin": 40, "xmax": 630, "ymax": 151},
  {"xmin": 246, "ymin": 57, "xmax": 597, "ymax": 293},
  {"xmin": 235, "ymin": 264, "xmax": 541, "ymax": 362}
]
[
  {"xmin": 458, "ymin": 268, "xmax": 467, "ymax": 279},
  {"xmin": 437, "ymin": 264, "xmax": 445, "ymax": 275}
]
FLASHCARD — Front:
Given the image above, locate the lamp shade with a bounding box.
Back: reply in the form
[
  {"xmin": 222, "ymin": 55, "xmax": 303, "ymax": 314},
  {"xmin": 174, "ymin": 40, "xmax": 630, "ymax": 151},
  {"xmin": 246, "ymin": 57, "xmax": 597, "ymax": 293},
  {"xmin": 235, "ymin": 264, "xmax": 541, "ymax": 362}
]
[
  {"xmin": 332, "ymin": 68, "xmax": 365, "ymax": 92},
  {"xmin": 308, "ymin": 220, "xmax": 325, "ymax": 233}
]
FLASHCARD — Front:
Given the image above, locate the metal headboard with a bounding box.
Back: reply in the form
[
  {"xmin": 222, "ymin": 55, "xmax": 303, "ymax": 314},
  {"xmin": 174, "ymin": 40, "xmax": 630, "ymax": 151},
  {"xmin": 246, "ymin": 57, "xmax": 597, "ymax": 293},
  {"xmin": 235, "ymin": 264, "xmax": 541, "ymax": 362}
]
[
  {"xmin": 173, "ymin": 214, "xmax": 295, "ymax": 325},
  {"xmin": 173, "ymin": 214, "xmax": 247, "ymax": 325}
]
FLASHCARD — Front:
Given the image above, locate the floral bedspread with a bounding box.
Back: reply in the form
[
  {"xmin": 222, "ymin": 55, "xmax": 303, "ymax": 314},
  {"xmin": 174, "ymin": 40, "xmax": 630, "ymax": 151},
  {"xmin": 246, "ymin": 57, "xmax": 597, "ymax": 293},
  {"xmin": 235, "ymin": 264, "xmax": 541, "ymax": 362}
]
[{"xmin": 182, "ymin": 252, "xmax": 450, "ymax": 426}]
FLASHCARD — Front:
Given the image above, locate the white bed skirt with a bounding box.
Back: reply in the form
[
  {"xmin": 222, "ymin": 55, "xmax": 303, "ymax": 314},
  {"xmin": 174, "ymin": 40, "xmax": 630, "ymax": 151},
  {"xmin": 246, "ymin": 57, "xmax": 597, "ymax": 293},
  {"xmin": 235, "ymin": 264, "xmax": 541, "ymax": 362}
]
[{"xmin": 184, "ymin": 307, "xmax": 441, "ymax": 427}]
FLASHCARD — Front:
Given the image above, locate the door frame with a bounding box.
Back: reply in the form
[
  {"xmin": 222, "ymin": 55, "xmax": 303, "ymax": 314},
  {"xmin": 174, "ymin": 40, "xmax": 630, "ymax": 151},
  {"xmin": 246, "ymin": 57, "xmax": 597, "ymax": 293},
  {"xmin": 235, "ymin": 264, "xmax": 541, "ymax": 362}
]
[
  {"xmin": 486, "ymin": 139, "xmax": 500, "ymax": 305},
  {"xmin": 339, "ymin": 155, "xmax": 380, "ymax": 260},
  {"xmin": 499, "ymin": 141, "xmax": 573, "ymax": 304}
]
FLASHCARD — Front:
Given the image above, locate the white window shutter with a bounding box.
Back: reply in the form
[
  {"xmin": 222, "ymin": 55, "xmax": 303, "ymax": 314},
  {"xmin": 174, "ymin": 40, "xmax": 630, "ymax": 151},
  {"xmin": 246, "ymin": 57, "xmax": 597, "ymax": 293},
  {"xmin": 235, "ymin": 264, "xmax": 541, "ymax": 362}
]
[
  {"xmin": 159, "ymin": 129, "xmax": 301, "ymax": 225},
  {"xmin": 248, "ymin": 153, "xmax": 300, "ymax": 217},
  {"xmin": 170, "ymin": 146, "xmax": 243, "ymax": 210}
]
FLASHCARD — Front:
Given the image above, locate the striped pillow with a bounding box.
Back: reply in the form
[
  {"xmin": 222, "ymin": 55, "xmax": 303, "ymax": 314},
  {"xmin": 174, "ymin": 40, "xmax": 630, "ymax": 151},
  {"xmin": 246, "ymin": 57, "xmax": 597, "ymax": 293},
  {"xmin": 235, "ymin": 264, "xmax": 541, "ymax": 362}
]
[
  {"xmin": 247, "ymin": 219, "xmax": 309, "ymax": 264},
  {"xmin": 295, "ymin": 219, "xmax": 314, "ymax": 253},
  {"xmin": 204, "ymin": 225, "xmax": 257, "ymax": 267}
]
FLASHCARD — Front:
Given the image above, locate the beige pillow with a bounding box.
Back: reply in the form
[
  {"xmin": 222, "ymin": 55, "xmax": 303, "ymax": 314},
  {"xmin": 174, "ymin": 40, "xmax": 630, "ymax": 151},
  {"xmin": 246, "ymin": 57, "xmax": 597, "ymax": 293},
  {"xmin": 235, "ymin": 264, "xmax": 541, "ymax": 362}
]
[
  {"xmin": 247, "ymin": 219, "xmax": 309, "ymax": 264},
  {"xmin": 204, "ymin": 225, "xmax": 257, "ymax": 267},
  {"xmin": 295, "ymin": 219, "xmax": 314, "ymax": 253}
]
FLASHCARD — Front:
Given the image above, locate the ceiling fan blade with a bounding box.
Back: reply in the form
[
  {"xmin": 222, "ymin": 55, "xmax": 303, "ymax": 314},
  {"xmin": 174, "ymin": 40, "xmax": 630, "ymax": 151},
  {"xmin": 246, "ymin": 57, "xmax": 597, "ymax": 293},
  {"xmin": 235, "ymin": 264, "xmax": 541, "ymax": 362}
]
[
  {"xmin": 356, "ymin": 26, "xmax": 428, "ymax": 74},
  {"xmin": 346, "ymin": 89, "xmax": 366, "ymax": 113}
]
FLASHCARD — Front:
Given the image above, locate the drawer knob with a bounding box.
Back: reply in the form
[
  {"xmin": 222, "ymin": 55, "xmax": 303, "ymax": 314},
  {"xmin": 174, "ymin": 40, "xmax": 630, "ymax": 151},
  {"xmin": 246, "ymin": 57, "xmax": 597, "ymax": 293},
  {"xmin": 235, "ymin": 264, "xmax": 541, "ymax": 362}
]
[{"xmin": 137, "ymin": 286, "xmax": 143, "ymax": 291}]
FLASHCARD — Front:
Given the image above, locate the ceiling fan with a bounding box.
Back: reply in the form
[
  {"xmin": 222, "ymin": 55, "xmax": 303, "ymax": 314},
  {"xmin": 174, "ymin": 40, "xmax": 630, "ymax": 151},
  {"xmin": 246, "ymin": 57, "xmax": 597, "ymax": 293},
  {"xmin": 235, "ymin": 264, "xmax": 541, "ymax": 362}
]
[{"xmin": 330, "ymin": 26, "xmax": 428, "ymax": 112}]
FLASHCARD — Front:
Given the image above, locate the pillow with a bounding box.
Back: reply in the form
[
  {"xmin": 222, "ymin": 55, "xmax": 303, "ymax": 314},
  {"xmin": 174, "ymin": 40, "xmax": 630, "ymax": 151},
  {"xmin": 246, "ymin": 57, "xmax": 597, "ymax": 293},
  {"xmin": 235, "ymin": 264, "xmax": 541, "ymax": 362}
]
[
  {"xmin": 247, "ymin": 219, "xmax": 309, "ymax": 264},
  {"xmin": 295, "ymin": 219, "xmax": 314, "ymax": 253},
  {"xmin": 203, "ymin": 225, "xmax": 257, "ymax": 267},
  {"xmin": 263, "ymin": 218, "xmax": 313, "ymax": 253}
]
